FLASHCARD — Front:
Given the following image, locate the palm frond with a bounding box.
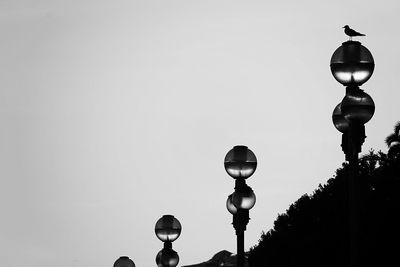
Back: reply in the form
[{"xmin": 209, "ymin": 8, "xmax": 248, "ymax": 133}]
[{"xmin": 385, "ymin": 133, "xmax": 400, "ymax": 147}]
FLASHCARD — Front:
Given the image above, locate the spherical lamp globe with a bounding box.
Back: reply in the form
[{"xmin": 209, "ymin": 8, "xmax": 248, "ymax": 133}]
[
  {"xmin": 224, "ymin": 145, "xmax": 257, "ymax": 179},
  {"xmin": 155, "ymin": 215, "xmax": 182, "ymax": 242},
  {"xmin": 114, "ymin": 256, "xmax": 135, "ymax": 267},
  {"xmin": 330, "ymin": 41, "xmax": 374, "ymax": 86},
  {"xmin": 341, "ymin": 89, "xmax": 375, "ymax": 124},
  {"xmin": 156, "ymin": 248, "xmax": 179, "ymax": 267},
  {"xmin": 232, "ymin": 186, "xmax": 256, "ymax": 210}
]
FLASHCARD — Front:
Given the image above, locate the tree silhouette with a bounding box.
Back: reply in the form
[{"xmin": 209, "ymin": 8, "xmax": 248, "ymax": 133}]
[{"xmin": 248, "ymin": 123, "xmax": 400, "ymax": 267}]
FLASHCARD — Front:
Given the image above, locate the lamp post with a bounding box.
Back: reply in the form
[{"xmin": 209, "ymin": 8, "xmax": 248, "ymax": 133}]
[
  {"xmin": 155, "ymin": 215, "xmax": 181, "ymax": 267},
  {"xmin": 224, "ymin": 145, "xmax": 257, "ymax": 267},
  {"xmin": 114, "ymin": 256, "xmax": 135, "ymax": 267},
  {"xmin": 330, "ymin": 40, "xmax": 375, "ymax": 267}
]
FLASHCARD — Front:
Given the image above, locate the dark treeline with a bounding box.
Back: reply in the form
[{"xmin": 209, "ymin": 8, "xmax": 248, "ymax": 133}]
[{"xmin": 249, "ymin": 122, "xmax": 400, "ymax": 267}]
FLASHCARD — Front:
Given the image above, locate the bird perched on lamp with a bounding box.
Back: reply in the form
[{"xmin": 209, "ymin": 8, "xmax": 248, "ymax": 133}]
[{"xmin": 343, "ymin": 25, "xmax": 365, "ymax": 41}]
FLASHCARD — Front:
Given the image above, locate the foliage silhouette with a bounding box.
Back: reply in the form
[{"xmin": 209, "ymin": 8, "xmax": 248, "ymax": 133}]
[{"xmin": 248, "ymin": 123, "xmax": 400, "ymax": 267}]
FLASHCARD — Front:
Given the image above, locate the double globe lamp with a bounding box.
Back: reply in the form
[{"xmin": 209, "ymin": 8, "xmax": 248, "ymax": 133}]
[
  {"xmin": 225, "ymin": 145, "xmax": 257, "ymax": 267},
  {"xmin": 155, "ymin": 215, "xmax": 182, "ymax": 267},
  {"xmin": 330, "ymin": 40, "xmax": 375, "ymax": 161}
]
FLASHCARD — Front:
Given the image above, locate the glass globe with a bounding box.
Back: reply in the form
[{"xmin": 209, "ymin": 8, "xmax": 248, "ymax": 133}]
[
  {"xmin": 332, "ymin": 103, "xmax": 350, "ymax": 133},
  {"xmin": 224, "ymin": 145, "xmax": 257, "ymax": 179},
  {"xmin": 156, "ymin": 248, "xmax": 179, "ymax": 267},
  {"xmin": 341, "ymin": 89, "xmax": 375, "ymax": 124},
  {"xmin": 232, "ymin": 186, "xmax": 256, "ymax": 210},
  {"xmin": 155, "ymin": 215, "xmax": 182, "ymax": 242},
  {"xmin": 226, "ymin": 194, "xmax": 238, "ymax": 215},
  {"xmin": 330, "ymin": 41, "xmax": 374, "ymax": 86},
  {"xmin": 114, "ymin": 256, "xmax": 135, "ymax": 267}
]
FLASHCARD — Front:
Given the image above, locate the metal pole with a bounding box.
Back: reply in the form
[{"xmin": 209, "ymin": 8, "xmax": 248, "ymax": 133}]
[
  {"xmin": 348, "ymin": 126, "xmax": 360, "ymax": 267},
  {"xmin": 234, "ymin": 208, "xmax": 248, "ymax": 267},
  {"xmin": 236, "ymin": 228, "xmax": 245, "ymax": 267},
  {"xmin": 232, "ymin": 179, "xmax": 251, "ymax": 267},
  {"xmin": 349, "ymin": 156, "xmax": 358, "ymax": 267}
]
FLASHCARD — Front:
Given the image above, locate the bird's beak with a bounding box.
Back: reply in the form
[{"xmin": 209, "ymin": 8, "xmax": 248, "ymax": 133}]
[{"xmin": 342, "ymin": 26, "xmax": 345, "ymax": 28}]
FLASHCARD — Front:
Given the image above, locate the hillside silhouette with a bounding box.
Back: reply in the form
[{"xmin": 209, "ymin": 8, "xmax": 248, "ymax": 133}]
[
  {"xmin": 249, "ymin": 122, "xmax": 400, "ymax": 267},
  {"xmin": 182, "ymin": 250, "xmax": 245, "ymax": 267}
]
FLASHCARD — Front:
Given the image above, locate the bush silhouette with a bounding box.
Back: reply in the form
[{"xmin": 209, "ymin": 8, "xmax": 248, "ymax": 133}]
[{"xmin": 249, "ymin": 124, "xmax": 400, "ymax": 267}]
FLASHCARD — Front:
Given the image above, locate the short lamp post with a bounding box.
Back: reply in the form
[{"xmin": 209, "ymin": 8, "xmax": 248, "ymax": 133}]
[
  {"xmin": 330, "ymin": 40, "xmax": 375, "ymax": 267},
  {"xmin": 114, "ymin": 256, "xmax": 135, "ymax": 267},
  {"xmin": 155, "ymin": 215, "xmax": 181, "ymax": 267},
  {"xmin": 225, "ymin": 145, "xmax": 257, "ymax": 267}
]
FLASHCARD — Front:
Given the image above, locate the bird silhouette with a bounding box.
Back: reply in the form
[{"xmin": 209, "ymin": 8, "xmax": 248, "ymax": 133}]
[{"xmin": 343, "ymin": 25, "xmax": 365, "ymax": 41}]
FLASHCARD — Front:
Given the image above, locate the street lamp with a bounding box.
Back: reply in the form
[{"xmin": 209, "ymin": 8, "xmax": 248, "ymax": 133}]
[
  {"xmin": 225, "ymin": 145, "xmax": 257, "ymax": 267},
  {"xmin": 155, "ymin": 215, "xmax": 181, "ymax": 267},
  {"xmin": 114, "ymin": 256, "xmax": 135, "ymax": 267},
  {"xmin": 330, "ymin": 39, "xmax": 375, "ymax": 267}
]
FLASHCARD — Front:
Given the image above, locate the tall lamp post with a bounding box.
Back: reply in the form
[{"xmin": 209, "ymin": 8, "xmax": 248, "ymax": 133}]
[
  {"xmin": 155, "ymin": 215, "xmax": 181, "ymax": 267},
  {"xmin": 330, "ymin": 40, "xmax": 375, "ymax": 267},
  {"xmin": 114, "ymin": 256, "xmax": 135, "ymax": 267},
  {"xmin": 224, "ymin": 145, "xmax": 257, "ymax": 267}
]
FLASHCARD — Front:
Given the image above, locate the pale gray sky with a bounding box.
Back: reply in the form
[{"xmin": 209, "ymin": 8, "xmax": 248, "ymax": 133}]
[{"xmin": 1, "ymin": 1, "xmax": 399, "ymax": 266}]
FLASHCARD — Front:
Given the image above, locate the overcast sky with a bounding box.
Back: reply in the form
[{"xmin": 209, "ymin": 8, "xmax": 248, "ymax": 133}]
[{"xmin": 1, "ymin": 1, "xmax": 400, "ymax": 266}]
